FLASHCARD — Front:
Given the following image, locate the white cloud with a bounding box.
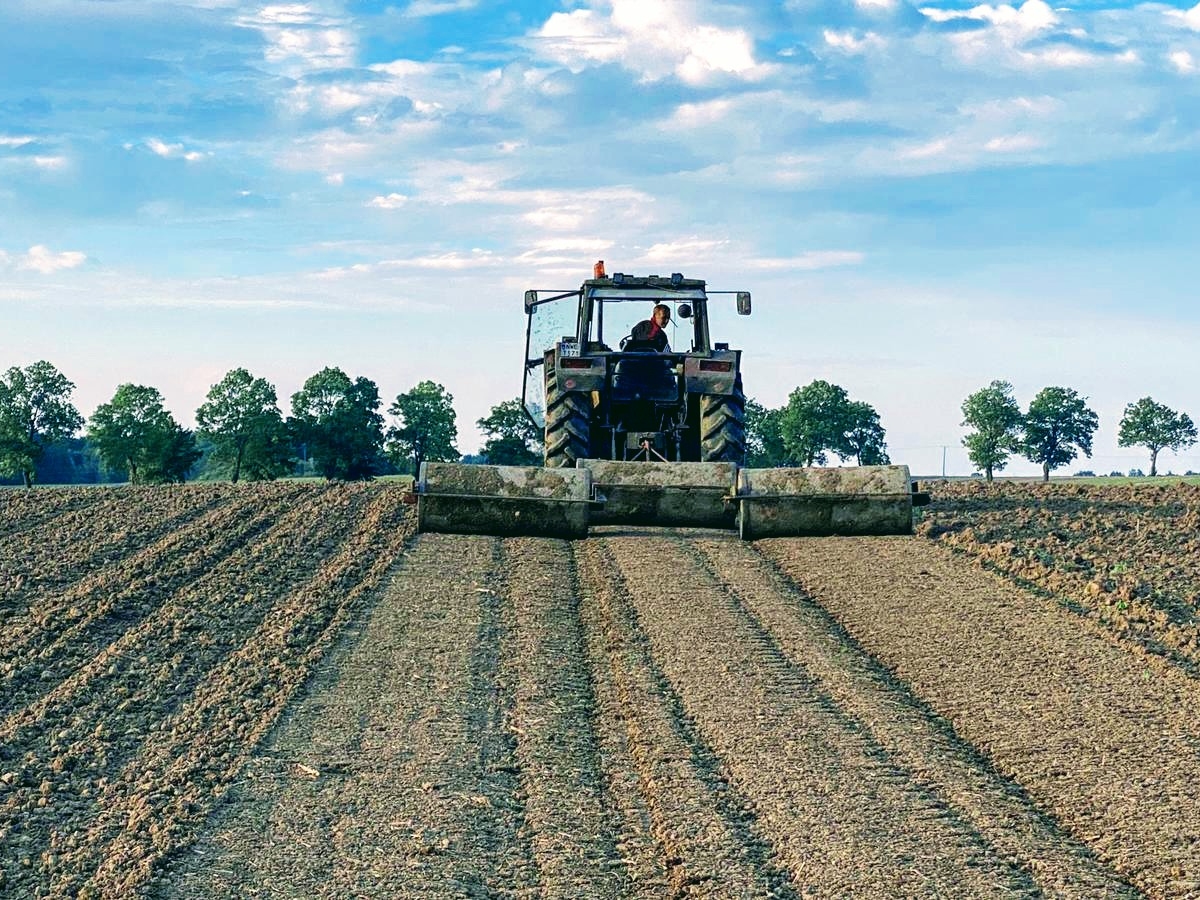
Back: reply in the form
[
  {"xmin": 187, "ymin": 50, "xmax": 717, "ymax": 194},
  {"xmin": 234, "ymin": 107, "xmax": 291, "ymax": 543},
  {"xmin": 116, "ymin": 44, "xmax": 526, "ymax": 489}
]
[
  {"xmin": 1170, "ymin": 50, "xmax": 1196, "ymax": 72},
  {"xmin": 984, "ymin": 133, "xmax": 1043, "ymax": 152},
  {"xmin": 33, "ymin": 156, "xmax": 68, "ymax": 170},
  {"xmin": 236, "ymin": 4, "xmax": 355, "ymax": 74},
  {"xmin": 921, "ymin": 0, "xmax": 1057, "ymax": 32},
  {"xmin": 535, "ymin": 1, "xmax": 766, "ymax": 85},
  {"xmin": 10, "ymin": 245, "xmax": 87, "ymax": 274},
  {"xmin": 1166, "ymin": 2, "xmax": 1200, "ymax": 32},
  {"xmin": 402, "ymin": 0, "xmax": 478, "ymax": 16},
  {"xmin": 0, "ymin": 136, "xmax": 34, "ymax": 148},
  {"xmin": 367, "ymin": 192, "xmax": 409, "ymax": 209},
  {"xmin": 145, "ymin": 138, "xmax": 207, "ymax": 161},
  {"xmin": 325, "ymin": 172, "xmax": 345, "ymax": 185},
  {"xmin": 823, "ymin": 29, "xmax": 886, "ymax": 54}
]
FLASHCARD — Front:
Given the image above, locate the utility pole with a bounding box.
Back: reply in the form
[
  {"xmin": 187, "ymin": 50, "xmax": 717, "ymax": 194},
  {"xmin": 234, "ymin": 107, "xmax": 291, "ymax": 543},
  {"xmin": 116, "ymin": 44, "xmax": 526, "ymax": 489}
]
[{"xmin": 942, "ymin": 445, "xmax": 947, "ymax": 478}]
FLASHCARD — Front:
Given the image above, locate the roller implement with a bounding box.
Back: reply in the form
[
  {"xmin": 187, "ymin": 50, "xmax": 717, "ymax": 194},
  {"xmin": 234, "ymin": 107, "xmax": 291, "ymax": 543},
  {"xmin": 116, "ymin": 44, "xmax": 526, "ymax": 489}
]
[{"xmin": 415, "ymin": 264, "xmax": 929, "ymax": 539}]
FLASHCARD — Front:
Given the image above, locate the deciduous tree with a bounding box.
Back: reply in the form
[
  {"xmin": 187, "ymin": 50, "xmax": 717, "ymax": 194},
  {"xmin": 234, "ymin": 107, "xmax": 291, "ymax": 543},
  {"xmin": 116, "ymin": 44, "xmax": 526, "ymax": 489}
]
[
  {"xmin": 843, "ymin": 400, "xmax": 890, "ymax": 466},
  {"xmin": 778, "ymin": 380, "xmax": 853, "ymax": 466},
  {"xmin": 89, "ymin": 384, "xmax": 199, "ymax": 484},
  {"xmin": 1021, "ymin": 386, "xmax": 1099, "ymax": 482},
  {"xmin": 388, "ymin": 380, "xmax": 459, "ymax": 474},
  {"xmin": 0, "ymin": 361, "xmax": 84, "ymax": 487},
  {"xmin": 477, "ymin": 398, "xmax": 539, "ymax": 466},
  {"xmin": 290, "ymin": 368, "xmax": 385, "ymax": 480},
  {"xmin": 961, "ymin": 380, "xmax": 1023, "ymax": 482},
  {"xmin": 1117, "ymin": 397, "xmax": 1197, "ymax": 477},
  {"xmin": 745, "ymin": 398, "xmax": 791, "ymax": 467},
  {"xmin": 196, "ymin": 368, "xmax": 291, "ymax": 482}
]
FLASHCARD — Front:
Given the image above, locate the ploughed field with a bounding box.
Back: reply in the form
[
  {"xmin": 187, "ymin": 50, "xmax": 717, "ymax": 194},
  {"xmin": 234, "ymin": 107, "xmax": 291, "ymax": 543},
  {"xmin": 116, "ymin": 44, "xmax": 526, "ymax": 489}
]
[{"xmin": 3, "ymin": 482, "xmax": 1200, "ymax": 897}]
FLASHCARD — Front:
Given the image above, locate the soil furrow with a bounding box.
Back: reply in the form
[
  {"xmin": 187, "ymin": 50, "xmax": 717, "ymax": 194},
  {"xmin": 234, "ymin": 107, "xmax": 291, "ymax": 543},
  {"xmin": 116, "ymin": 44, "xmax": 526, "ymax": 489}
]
[
  {"xmin": 689, "ymin": 536, "xmax": 1136, "ymax": 898},
  {"xmin": 0, "ymin": 486, "xmax": 112, "ymax": 542},
  {"xmin": 0, "ymin": 487, "xmax": 374, "ymax": 894},
  {"xmin": 149, "ymin": 532, "xmax": 533, "ymax": 899},
  {"xmin": 0, "ymin": 486, "xmax": 305, "ymax": 718},
  {"xmin": 758, "ymin": 536, "xmax": 1200, "ymax": 896},
  {"xmin": 498, "ymin": 536, "xmax": 624, "ymax": 898},
  {"xmin": 0, "ymin": 486, "xmax": 230, "ymax": 624},
  {"xmin": 574, "ymin": 548, "xmax": 671, "ymax": 895},
  {"xmin": 602, "ymin": 528, "xmax": 1052, "ymax": 897},
  {"xmin": 575, "ymin": 539, "xmax": 790, "ymax": 898},
  {"xmin": 53, "ymin": 489, "xmax": 414, "ymax": 898}
]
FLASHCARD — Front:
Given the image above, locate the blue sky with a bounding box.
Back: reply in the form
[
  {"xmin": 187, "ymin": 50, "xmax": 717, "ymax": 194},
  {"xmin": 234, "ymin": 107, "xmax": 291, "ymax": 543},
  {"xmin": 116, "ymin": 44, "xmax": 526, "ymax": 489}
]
[{"xmin": 3, "ymin": 0, "xmax": 1200, "ymax": 475}]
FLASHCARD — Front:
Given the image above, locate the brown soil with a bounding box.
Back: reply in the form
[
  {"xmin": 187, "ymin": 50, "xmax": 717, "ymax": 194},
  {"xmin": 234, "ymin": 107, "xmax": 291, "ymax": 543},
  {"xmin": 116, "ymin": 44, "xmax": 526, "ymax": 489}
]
[{"xmin": 7, "ymin": 481, "xmax": 1200, "ymax": 897}]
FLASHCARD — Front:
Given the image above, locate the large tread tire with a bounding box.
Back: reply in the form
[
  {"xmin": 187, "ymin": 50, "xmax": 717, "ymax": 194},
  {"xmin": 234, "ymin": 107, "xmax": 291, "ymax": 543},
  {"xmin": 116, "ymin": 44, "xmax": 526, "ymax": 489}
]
[
  {"xmin": 544, "ymin": 363, "xmax": 590, "ymax": 468},
  {"xmin": 700, "ymin": 376, "xmax": 745, "ymax": 465}
]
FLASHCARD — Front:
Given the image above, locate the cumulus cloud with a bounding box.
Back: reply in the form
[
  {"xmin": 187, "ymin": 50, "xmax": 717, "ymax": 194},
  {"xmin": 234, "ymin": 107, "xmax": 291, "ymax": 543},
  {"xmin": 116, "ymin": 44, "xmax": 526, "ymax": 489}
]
[
  {"xmin": 1170, "ymin": 50, "xmax": 1196, "ymax": 72},
  {"xmin": 144, "ymin": 139, "xmax": 207, "ymax": 162},
  {"xmin": 0, "ymin": 136, "xmax": 34, "ymax": 148},
  {"xmin": 1166, "ymin": 2, "xmax": 1200, "ymax": 31},
  {"xmin": 4, "ymin": 245, "xmax": 88, "ymax": 274},
  {"xmin": 236, "ymin": 3, "xmax": 355, "ymax": 74},
  {"xmin": 367, "ymin": 192, "xmax": 409, "ymax": 209},
  {"xmin": 534, "ymin": 1, "xmax": 767, "ymax": 85},
  {"xmin": 823, "ymin": 29, "xmax": 886, "ymax": 54}
]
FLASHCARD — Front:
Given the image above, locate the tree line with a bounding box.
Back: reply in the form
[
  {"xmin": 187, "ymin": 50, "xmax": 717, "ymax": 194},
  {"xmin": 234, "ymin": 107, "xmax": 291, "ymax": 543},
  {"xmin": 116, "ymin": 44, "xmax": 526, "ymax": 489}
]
[
  {"xmin": 960, "ymin": 381, "xmax": 1196, "ymax": 481},
  {"xmin": 0, "ymin": 362, "xmax": 514, "ymax": 486},
  {"xmin": 1, "ymin": 361, "xmax": 1194, "ymax": 485}
]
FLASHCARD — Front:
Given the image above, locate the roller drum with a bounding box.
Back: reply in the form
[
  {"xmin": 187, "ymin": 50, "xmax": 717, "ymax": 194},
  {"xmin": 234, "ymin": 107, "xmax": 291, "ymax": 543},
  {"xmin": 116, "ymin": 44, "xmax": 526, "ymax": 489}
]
[
  {"xmin": 579, "ymin": 459, "xmax": 736, "ymax": 527},
  {"xmin": 737, "ymin": 465, "xmax": 914, "ymax": 539},
  {"xmin": 417, "ymin": 462, "xmax": 591, "ymax": 539}
]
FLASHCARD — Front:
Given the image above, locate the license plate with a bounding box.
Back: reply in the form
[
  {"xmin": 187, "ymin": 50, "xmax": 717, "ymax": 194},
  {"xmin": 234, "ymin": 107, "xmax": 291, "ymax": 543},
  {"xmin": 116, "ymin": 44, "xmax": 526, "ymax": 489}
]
[{"xmin": 559, "ymin": 340, "xmax": 581, "ymax": 357}]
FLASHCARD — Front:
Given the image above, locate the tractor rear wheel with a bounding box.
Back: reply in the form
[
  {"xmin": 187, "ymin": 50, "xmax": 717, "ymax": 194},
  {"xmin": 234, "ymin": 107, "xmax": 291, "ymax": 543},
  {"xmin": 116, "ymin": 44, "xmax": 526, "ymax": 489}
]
[
  {"xmin": 544, "ymin": 362, "xmax": 590, "ymax": 467},
  {"xmin": 700, "ymin": 376, "xmax": 745, "ymax": 465}
]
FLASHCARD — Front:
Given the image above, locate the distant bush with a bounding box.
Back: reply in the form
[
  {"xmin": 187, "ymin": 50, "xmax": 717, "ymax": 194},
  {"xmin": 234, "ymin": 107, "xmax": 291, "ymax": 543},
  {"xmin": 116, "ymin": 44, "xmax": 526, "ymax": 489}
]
[
  {"xmin": 1109, "ymin": 471, "xmax": 1123, "ymax": 477},
  {"xmin": 1128, "ymin": 468, "xmax": 1145, "ymax": 477},
  {"xmin": 1074, "ymin": 470, "xmax": 1095, "ymax": 477}
]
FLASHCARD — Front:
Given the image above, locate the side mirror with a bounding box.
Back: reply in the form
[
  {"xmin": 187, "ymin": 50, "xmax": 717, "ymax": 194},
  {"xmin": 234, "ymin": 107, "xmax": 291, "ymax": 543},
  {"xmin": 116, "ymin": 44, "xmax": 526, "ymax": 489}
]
[
  {"xmin": 736, "ymin": 292, "xmax": 752, "ymax": 315},
  {"xmin": 677, "ymin": 303, "xmax": 692, "ymax": 319},
  {"xmin": 524, "ymin": 290, "xmax": 537, "ymax": 313}
]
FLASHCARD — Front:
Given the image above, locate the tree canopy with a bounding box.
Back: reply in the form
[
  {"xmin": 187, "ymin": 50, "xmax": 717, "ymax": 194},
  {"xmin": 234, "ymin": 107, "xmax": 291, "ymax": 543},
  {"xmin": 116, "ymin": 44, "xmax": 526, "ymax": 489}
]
[
  {"xmin": 960, "ymin": 380, "xmax": 1023, "ymax": 481},
  {"xmin": 776, "ymin": 380, "xmax": 888, "ymax": 468},
  {"xmin": 477, "ymin": 398, "xmax": 539, "ymax": 466},
  {"xmin": 89, "ymin": 384, "xmax": 200, "ymax": 484},
  {"xmin": 196, "ymin": 368, "xmax": 291, "ymax": 482},
  {"xmin": 843, "ymin": 400, "xmax": 890, "ymax": 466},
  {"xmin": 290, "ymin": 367, "xmax": 385, "ymax": 480},
  {"xmin": 1021, "ymin": 386, "xmax": 1099, "ymax": 482},
  {"xmin": 744, "ymin": 398, "xmax": 794, "ymax": 467},
  {"xmin": 388, "ymin": 380, "xmax": 459, "ymax": 474},
  {"xmin": 1117, "ymin": 397, "xmax": 1197, "ymax": 477},
  {"xmin": 0, "ymin": 361, "xmax": 84, "ymax": 487}
]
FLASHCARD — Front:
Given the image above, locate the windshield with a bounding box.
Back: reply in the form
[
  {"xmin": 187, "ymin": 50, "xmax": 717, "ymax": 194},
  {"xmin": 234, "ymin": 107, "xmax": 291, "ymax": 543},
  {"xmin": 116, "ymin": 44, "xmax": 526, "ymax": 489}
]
[{"xmin": 592, "ymin": 299, "xmax": 679, "ymax": 350}]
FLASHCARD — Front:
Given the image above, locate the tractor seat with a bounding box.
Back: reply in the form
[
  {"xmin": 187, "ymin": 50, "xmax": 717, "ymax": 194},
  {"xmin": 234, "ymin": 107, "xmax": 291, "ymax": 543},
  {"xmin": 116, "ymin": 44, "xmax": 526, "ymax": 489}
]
[{"xmin": 612, "ymin": 346, "xmax": 676, "ymax": 401}]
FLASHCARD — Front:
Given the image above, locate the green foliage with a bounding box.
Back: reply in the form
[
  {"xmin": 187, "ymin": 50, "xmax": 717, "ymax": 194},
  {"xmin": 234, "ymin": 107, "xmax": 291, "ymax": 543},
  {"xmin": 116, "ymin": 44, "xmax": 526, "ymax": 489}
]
[
  {"xmin": 196, "ymin": 368, "xmax": 292, "ymax": 482},
  {"xmin": 89, "ymin": 384, "xmax": 199, "ymax": 484},
  {"xmin": 387, "ymin": 380, "xmax": 459, "ymax": 474},
  {"xmin": 744, "ymin": 398, "xmax": 794, "ymax": 467},
  {"xmin": 1021, "ymin": 386, "xmax": 1100, "ymax": 482},
  {"xmin": 1117, "ymin": 397, "xmax": 1197, "ymax": 477},
  {"xmin": 289, "ymin": 367, "xmax": 385, "ymax": 480},
  {"xmin": 477, "ymin": 398, "xmax": 539, "ymax": 466},
  {"xmin": 960, "ymin": 380, "xmax": 1023, "ymax": 482},
  {"xmin": 0, "ymin": 361, "xmax": 85, "ymax": 487},
  {"xmin": 844, "ymin": 400, "xmax": 890, "ymax": 466},
  {"xmin": 777, "ymin": 381, "xmax": 888, "ymax": 468}
]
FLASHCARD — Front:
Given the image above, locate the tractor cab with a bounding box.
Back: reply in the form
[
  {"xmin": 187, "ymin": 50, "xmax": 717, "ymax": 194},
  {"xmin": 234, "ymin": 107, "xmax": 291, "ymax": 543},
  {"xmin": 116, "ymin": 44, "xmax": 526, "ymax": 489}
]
[{"xmin": 521, "ymin": 263, "xmax": 750, "ymax": 464}]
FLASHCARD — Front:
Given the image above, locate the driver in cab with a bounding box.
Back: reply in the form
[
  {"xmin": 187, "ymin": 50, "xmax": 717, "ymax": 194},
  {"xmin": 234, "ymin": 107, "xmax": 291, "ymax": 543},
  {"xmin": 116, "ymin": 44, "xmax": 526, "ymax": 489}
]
[{"xmin": 630, "ymin": 304, "xmax": 671, "ymax": 352}]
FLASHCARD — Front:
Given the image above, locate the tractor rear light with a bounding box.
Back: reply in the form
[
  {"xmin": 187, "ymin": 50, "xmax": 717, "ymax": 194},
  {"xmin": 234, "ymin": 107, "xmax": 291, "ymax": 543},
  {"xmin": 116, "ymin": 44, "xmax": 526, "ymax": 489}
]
[
  {"xmin": 699, "ymin": 359, "xmax": 733, "ymax": 372},
  {"xmin": 561, "ymin": 358, "xmax": 594, "ymax": 369}
]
